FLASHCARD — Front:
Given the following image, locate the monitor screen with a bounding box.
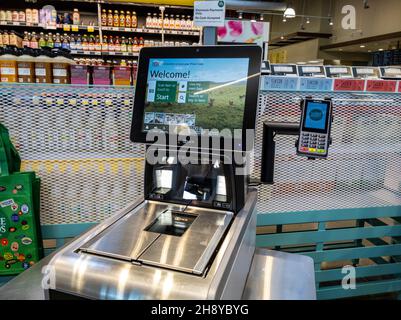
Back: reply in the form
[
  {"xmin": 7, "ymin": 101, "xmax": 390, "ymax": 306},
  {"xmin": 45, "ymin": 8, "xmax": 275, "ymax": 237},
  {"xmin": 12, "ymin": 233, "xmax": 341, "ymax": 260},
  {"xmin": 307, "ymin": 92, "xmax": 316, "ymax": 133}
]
[
  {"xmin": 303, "ymin": 100, "xmax": 330, "ymax": 132},
  {"xmin": 143, "ymin": 57, "xmax": 250, "ymax": 135}
]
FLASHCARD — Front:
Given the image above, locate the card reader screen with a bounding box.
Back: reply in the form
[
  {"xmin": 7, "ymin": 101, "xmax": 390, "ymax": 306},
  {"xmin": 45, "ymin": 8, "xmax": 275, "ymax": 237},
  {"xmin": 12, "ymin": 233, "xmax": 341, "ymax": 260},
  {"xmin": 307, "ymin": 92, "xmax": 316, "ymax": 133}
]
[{"xmin": 303, "ymin": 101, "xmax": 330, "ymax": 132}]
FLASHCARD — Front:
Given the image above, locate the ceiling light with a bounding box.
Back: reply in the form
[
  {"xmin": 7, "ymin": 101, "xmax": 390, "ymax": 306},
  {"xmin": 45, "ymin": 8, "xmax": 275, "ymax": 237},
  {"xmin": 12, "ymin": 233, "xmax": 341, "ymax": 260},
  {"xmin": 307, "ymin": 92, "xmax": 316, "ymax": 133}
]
[
  {"xmin": 306, "ymin": 17, "xmax": 310, "ymax": 24},
  {"xmin": 284, "ymin": 7, "xmax": 296, "ymax": 18},
  {"xmin": 378, "ymin": 48, "xmax": 384, "ymax": 51},
  {"xmin": 328, "ymin": 18, "xmax": 333, "ymax": 26},
  {"xmin": 360, "ymin": 45, "xmax": 365, "ymax": 48},
  {"xmin": 251, "ymin": 16, "xmax": 256, "ymax": 22},
  {"xmin": 280, "ymin": 36, "xmax": 285, "ymax": 40},
  {"xmin": 238, "ymin": 12, "xmax": 243, "ymax": 19},
  {"xmin": 259, "ymin": 14, "xmax": 264, "ymax": 21}
]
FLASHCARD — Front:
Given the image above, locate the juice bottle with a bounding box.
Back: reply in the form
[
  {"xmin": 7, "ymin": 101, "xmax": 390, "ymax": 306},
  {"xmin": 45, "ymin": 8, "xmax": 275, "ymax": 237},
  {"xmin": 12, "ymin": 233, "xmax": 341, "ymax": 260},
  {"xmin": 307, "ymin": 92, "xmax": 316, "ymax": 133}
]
[
  {"xmin": 101, "ymin": 9, "xmax": 107, "ymax": 26},
  {"xmin": 88, "ymin": 35, "xmax": 95, "ymax": 51},
  {"xmin": 75, "ymin": 34, "xmax": 82, "ymax": 50},
  {"xmin": 127, "ymin": 37, "xmax": 133, "ymax": 53},
  {"xmin": 38, "ymin": 32, "xmax": 47, "ymax": 48},
  {"xmin": 62, "ymin": 34, "xmax": 70, "ymax": 50},
  {"xmin": 95, "ymin": 35, "xmax": 101, "ymax": 51},
  {"xmin": 34, "ymin": 49, "xmax": 53, "ymax": 83},
  {"xmin": 145, "ymin": 13, "xmax": 152, "ymax": 28},
  {"xmin": 25, "ymin": 9, "xmax": 32, "ymax": 24},
  {"xmin": 175, "ymin": 15, "xmax": 181, "ymax": 29},
  {"xmin": 107, "ymin": 10, "xmax": 113, "ymax": 27},
  {"xmin": 19, "ymin": 11, "xmax": 26, "ymax": 23},
  {"xmin": 5, "ymin": 10, "xmax": 12, "ymax": 22},
  {"xmin": 131, "ymin": 11, "xmax": 137, "ymax": 28},
  {"xmin": 0, "ymin": 33, "xmax": 2, "ymax": 48},
  {"xmin": 22, "ymin": 32, "xmax": 30, "ymax": 47},
  {"xmin": 139, "ymin": 37, "xmax": 144, "ymax": 48},
  {"xmin": 30, "ymin": 32, "xmax": 38, "ymax": 49},
  {"xmin": 152, "ymin": 13, "xmax": 158, "ymax": 29},
  {"xmin": 163, "ymin": 14, "xmax": 170, "ymax": 29},
  {"xmin": 119, "ymin": 11, "xmax": 125, "ymax": 27},
  {"xmin": 158, "ymin": 14, "xmax": 163, "ymax": 29},
  {"xmin": 54, "ymin": 33, "xmax": 62, "ymax": 48},
  {"xmin": 101, "ymin": 35, "xmax": 108, "ymax": 51},
  {"xmin": 125, "ymin": 11, "xmax": 131, "ymax": 28},
  {"xmin": 133, "ymin": 37, "xmax": 138, "ymax": 51},
  {"xmin": 169, "ymin": 15, "xmax": 175, "ymax": 29},
  {"xmin": 186, "ymin": 16, "xmax": 192, "ymax": 30},
  {"xmin": 180, "ymin": 15, "xmax": 186, "ymax": 29},
  {"xmin": 113, "ymin": 10, "xmax": 119, "ymax": 27},
  {"xmin": 120, "ymin": 37, "xmax": 127, "ymax": 52},
  {"xmin": 108, "ymin": 36, "xmax": 114, "ymax": 51},
  {"xmin": 69, "ymin": 34, "xmax": 76, "ymax": 50},
  {"xmin": 73, "ymin": 9, "xmax": 80, "ymax": 25},
  {"xmin": 31, "ymin": 9, "xmax": 39, "ymax": 24},
  {"xmin": 82, "ymin": 34, "xmax": 88, "ymax": 51},
  {"xmin": 2, "ymin": 31, "xmax": 9, "ymax": 46},
  {"xmin": 114, "ymin": 36, "xmax": 121, "ymax": 52}
]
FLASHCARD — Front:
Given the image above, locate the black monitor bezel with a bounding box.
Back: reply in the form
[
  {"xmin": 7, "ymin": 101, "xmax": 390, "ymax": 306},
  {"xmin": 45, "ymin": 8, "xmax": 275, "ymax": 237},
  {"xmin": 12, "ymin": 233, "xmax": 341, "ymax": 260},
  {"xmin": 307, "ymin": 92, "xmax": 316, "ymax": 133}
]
[
  {"xmin": 130, "ymin": 45, "xmax": 262, "ymax": 152},
  {"xmin": 301, "ymin": 99, "xmax": 332, "ymax": 134}
]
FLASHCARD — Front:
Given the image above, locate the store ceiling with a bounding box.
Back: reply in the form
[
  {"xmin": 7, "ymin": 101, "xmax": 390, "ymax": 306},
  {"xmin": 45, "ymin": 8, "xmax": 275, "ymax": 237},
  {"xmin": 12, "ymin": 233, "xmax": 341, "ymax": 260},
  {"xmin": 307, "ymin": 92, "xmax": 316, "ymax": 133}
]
[
  {"xmin": 270, "ymin": 31, "xmax": 332, "ymax": 48},
  {"xmin": 321, "ymin": 32, "xmax": 401, "ymax": 53}
]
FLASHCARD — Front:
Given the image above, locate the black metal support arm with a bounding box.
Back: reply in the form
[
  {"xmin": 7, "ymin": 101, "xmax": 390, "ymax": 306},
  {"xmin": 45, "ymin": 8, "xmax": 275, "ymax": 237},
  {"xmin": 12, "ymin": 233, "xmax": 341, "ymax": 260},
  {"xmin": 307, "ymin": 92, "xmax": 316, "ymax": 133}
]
[{"xmin": 260, "ymin": 121, "xmax": 300, "ymax": 185}]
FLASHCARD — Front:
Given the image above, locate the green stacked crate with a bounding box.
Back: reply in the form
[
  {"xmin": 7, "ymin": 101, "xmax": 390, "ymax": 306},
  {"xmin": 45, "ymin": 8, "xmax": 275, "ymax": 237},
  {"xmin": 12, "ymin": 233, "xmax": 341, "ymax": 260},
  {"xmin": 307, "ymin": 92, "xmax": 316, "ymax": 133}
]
[{"xmin": 0, "ymin": 123, "xmax": 42, "ymax": 276}]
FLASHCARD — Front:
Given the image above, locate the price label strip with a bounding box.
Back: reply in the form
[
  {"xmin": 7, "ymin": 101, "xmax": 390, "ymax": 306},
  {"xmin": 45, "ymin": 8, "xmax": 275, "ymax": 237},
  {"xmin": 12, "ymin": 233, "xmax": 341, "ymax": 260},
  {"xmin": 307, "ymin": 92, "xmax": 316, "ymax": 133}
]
[
  {"xmin": 299, "ymin": 78, "xmax": 333, "ymax": 92},
  {"xmin": 261, "ymin": 76, "xmax": 299, "ymax": 91},
  {"xmin": 333, "ymin": 79, "xmax": 365, "ymax": 91},
  {"xmin": 366, "ymin": 80, "xmax": 397, "ymax": 92}
]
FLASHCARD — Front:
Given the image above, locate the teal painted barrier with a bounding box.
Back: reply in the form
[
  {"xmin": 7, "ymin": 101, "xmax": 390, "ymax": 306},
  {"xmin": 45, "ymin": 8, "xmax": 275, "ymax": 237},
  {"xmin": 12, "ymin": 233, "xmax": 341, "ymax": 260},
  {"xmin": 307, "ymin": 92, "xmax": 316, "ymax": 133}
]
[{"xmin": 256, "ymin": 206, "xmax": 401, "ymax": 300}]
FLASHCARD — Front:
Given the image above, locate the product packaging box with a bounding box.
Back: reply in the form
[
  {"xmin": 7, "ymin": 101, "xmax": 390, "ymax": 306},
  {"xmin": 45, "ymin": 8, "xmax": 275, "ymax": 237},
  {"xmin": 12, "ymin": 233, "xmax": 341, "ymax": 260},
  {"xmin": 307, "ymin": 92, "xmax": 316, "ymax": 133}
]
[
  {"xmin": 113, "ymin": 66, "xmax": 131, "ymax": 86},
  {"xmin": 70, "ymin": 65, "xmax": 89, "ymax": 85},
  {"xmin": 93, "ymin": 65, "xmax": 111, "ymax": 86}
]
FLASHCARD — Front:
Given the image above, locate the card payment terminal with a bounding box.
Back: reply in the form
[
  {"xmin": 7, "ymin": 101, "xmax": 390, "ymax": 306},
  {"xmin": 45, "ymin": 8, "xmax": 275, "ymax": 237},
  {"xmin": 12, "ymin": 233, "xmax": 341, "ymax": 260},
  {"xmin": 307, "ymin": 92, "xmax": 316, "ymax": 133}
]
[{"xmin": 297, "ymin": 98, "xmax": 333, "ymax": 158}]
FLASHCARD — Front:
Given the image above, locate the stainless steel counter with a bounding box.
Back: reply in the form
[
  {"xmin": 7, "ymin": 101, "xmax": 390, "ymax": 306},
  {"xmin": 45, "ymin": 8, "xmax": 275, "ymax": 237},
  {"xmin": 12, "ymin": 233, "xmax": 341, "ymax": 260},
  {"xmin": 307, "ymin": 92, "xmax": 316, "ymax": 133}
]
[{"xmin": 0, "ymin": 248, "xmax": 315, "ymax": 300}]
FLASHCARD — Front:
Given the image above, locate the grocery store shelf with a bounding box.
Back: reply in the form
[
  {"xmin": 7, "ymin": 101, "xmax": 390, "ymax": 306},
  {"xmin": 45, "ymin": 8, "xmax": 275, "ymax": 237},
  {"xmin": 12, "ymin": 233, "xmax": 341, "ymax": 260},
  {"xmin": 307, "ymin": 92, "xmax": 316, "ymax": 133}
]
[
  {"xmin": 70, "ymin": 50, "xmax": 139, "ymax": 57},
  {"xmin": 0, "ymin": 21, "xmax": 200, "ymax": 36},
  {"xmin": 101, "ymin": 26, "xmax": 200, "ymax": 36},
  {"xmin": 20, "ymin": 152, "xmax": 142, "ymax": 161}
]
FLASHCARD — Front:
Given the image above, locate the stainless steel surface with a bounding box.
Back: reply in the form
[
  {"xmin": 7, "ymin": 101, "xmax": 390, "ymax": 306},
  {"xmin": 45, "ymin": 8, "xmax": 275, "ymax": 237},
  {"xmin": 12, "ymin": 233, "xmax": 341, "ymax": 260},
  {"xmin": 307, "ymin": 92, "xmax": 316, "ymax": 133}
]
[
  {"xmin": 0, "ymin": 237, "xmax": 316, "ymax": 300},
  {"xmin": 139, "ymin": 206, "xmax": 233, "ymax": 275},
  {"xmin": 45, "ymin": 191, "xmax": 258, "ymax": 299},
  {"xmin": 80, "ymin": 201, "xmax": 233, "ymax": 275},
  {"xmin": 242, "ymin": 248, "xmax": 316, "ymax": 300}
]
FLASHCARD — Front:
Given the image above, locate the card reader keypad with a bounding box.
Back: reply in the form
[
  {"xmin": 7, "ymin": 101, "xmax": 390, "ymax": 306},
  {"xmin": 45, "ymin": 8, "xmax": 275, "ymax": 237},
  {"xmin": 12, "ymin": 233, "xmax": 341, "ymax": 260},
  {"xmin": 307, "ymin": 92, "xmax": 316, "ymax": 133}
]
[{"xmin": 299, "ymin": 133, "xmax": 327, "ymax": 155}]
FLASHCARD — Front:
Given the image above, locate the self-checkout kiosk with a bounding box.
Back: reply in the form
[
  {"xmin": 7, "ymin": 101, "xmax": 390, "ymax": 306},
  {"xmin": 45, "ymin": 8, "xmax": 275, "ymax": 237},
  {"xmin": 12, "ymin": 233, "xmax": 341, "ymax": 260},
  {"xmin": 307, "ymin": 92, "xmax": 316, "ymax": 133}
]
[
  {"xmin": 46, "ymin": 45, "xmax": 323, "ymax": 300},
  {"xmin": 46, "ymin": 45, "xmax": 262, "ymax": 299}
]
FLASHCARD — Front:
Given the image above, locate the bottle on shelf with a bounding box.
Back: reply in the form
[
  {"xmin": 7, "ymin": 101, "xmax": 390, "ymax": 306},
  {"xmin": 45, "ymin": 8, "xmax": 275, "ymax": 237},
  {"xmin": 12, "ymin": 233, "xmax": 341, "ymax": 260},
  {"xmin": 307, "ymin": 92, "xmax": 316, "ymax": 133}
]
[
  {"xmin": 175, "ymin": 15, "xmax": 181, "ymax": 29},
  {"xmin": 69, "ymin": 34, "xmax": 76, "ymax": 50},
  {"xmin": 131, "ymin": 11, "xmax": 137, "ymax": 28},
  {"xmin": 73, "ymin": 8, "xmax": 80, "ymax": 26},
  {"xmin": 5, "ymin": 10, "xmax": 12, "ymax": 22},
  {"xmin": 31, "ymin": 9, "xmax": 39, "ymax": 24},
  {"xmin": 113, "ymin": 10, "xmax": 119, "ymax": 27},
  {"xmin": 34, "ymin": 49, "xmax": 53, "ymax": 83},
  {"xmin": 186, "ymin": 16, "xmax": 192, "ymax": 30},
  {"xmin": 39, "ymin": 32, "xmax": 47, "ymax": 48},
  {"xmin": 145, "ymin": 13, "xmax": 152, "ymax": 28},
  {"xmin": 75, "ymin": 34, "xmax": 82, "ymax": 50},
  {"xmin": 158, "ymin": 14, "xmax": 163, "ymax": 29},
  {"xmin": 19, "ymin": 11, "xmax": 26, "ymax": 23},
  {"xmin": 102, "ymin": 35, "xmax": 108, "ymax": 52},
  {"xmin": 62, "ymin": 34, "xmax": 70, "ymax": 50},
  {"xmin": 133, "ymin": 37, "xmax": 139, "ymax": 51},
  {"xmin": 46, "ymin": 33, "xmax": 54, "ymax": 48},
  {"xmin": 22, "ymin": 32, "xmax": 30, "ymax": 47},
  {"xmin": 54, "ymin": 33, "xmax": 62, "ymax": 49},
  {"xmin": 169, "ymin": 15, "xmax": 175, "ymax": 29},
  {"xmin": 107, "ymin": 9, "xmax": 113, "ymax": 27},
  {"xmin": 95, "ymin": 35, "xmax": 101, "ymax": 51},
  {"xmin": 88, "ymin": 35, "xmax": 95, "ymax": 51},
  {"xmin": 30, "ymin": 32, "xmax": 38, "ymax": 49},
  {"xmin": 139, "ymin": 37, "xmax": 144, "ymax": 48},
  {"xmin": 119, "ymin": 10, "xmax": 125, "ymax": 28},
  {"xmin": 0, "ymin": 46, "xmax": 18, "ymax": 83},
  {"xmin": 114, "ymin": 36, "xmax": 121, "ymax": 52},
  {"xmin": 125, "ymin": 11, "xmax": 131, "ymax": 28},
  {"xmin": 127, "ymin": 37, "xmax": 133, "ymax": 53},
  {"xmin": 108, "ymin": 35, "xmax": 114, "ymax": 52},
  {"xmin": 52, "ymin": 49, "xmax": 74, "ymax": 84},
  {"xmin": 17, "ymin": 47, "xmax": 35, "ymax": 83},
  {"xmin": 180, "ymin": 15, "xmax": 186, "ymax": 29},
  {"xmin": 2, "ymin": 31, "xmax": 9, "ymax": 47},
  {"xmin": 101, "ymin": 9, "xmax": 107, "ymax": 26},
  {"xmin": 120, "ymin": 37, "xmax": 127, "ymax": 52},
  {"xmin": 82, "ymin": 34, "xmax": 88, "ymax": 51},
  {"xmin": 163, "ymin": 14, "xmax": 170, "ymax": 29},
  {"xmin": 12, "ymin": 10, "xmax": 19, "ymax": 23},
  {"xmin": 0, "ymin": 10, "xmax": 6, "ymax": 22},
  {"xmin": 152, "ymin": 13, "xmax": 158, "ymax": 29}
]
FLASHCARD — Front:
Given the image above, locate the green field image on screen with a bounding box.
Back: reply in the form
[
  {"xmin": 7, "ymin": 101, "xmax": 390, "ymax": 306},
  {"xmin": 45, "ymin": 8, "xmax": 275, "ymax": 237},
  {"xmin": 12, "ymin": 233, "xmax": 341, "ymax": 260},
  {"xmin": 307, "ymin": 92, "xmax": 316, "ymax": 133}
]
[{"xmin": 145, "ymin": 80, "xmax": 247, "ymax": 132}]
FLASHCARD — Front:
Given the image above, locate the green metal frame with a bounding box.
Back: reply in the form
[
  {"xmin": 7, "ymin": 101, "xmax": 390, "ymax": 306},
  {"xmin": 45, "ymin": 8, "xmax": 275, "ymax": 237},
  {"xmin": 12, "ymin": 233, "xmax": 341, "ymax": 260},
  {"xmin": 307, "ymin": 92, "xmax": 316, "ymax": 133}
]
[{"xmin": 256, "ymin": 206, "xmax": 401, "ymax": 300}]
